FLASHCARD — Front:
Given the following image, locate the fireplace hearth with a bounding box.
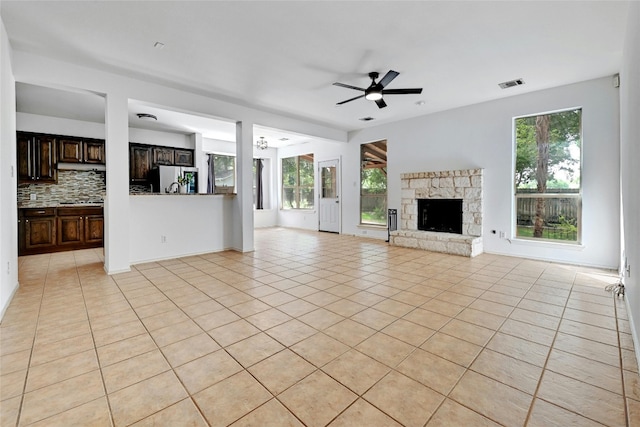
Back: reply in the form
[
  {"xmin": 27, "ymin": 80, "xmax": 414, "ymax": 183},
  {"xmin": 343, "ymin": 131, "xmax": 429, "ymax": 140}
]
[
  {"xmin": 390, "ymin": 169, "xmax": 484, "ymax": 257},
  {"xmin": 417, "ymin": 198, "xmax": 463, "ymax": 234}
]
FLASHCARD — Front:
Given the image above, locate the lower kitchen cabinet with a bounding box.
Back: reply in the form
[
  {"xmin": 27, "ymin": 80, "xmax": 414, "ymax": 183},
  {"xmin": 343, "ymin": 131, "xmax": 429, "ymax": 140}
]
[{"xmin": 19, "ymin": 206, "xmax": 103, "ymax": 255}]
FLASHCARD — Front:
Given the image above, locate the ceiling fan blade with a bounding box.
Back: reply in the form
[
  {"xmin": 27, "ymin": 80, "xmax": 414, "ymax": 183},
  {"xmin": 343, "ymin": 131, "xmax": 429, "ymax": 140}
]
[
  {"xmin": 378, "ymin": 70, "xmax": 400, "ymax": 88},
  {"xmin": 375, "ymin": 98, "xmax": 387, "ymax": 109},
  {"xmin": 382, "ymin": 88, "xmax": 423, "ymax": 95},
  {"xmin": 336, "ymin": 94, "xmax": 366, "ymax": 105},
  {"xmin": 333, "ymin": 82, "xmax": 366, "ymax": 91}
]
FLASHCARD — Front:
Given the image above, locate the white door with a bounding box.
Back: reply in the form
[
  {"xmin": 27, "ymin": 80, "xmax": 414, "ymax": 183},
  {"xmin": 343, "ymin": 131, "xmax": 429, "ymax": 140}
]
[{"xmin": 319, "ymin": 159, "xmax": 340, "ymax": 233}]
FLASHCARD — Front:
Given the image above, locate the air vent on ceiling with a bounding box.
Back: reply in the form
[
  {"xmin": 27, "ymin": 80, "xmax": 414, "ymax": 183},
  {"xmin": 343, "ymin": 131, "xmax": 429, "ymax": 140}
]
[
  {"xmin": 359, "ymin": 117, "xmax": 375, "ymax": 121},
  {"xmin": 498, "ymin": 78, "xmax": 524, "ymax": 89}
]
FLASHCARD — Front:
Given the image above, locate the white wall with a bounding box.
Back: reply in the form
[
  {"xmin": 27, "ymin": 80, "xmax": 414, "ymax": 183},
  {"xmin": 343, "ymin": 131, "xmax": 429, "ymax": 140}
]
[
  {"xmin": 129, "ymin": 195, "xmax": 235, "ymax": 264},
  {"xmin": 129, "ymin": 127, "xmax": 191, "ymax": 148},
  {"xmin": 620, "ymin": 1, "xmax": 640, "ymax": 367},
  {"xmin": 347, "ymin": 77, "xmax": 621, "ymax": 269},
  {"xmin": 0, "ymin": 18, "xmax": 18, "ymax": 319},
  {"xmin": 17, "ymin": 112, "xmax": 105, "ymax": 138}
]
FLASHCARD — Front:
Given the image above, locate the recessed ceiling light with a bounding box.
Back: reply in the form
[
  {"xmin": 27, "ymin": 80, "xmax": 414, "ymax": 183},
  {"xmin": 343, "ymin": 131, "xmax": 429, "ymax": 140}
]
[
  {"xmin": 136, "ymin": 113, "xmax": 157, "ymax": 121},
  {"xmin": 359, "ymin": 117, "xmax": 375, "ymax": 121},
  {"xmin": 154, "ymin": 42, "xmax": 165, "ymax": 49}
]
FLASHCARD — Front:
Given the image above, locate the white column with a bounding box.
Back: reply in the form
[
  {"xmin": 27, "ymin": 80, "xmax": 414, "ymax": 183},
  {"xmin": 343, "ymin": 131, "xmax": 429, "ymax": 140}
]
[
  {"xmin": 104, "ymin": 92, "xmax": 130, "ymax": 274},
  {"xmin": 191, "ymin": 133, "xmax": 205, "ymax": 193},
  {"xmin": 236, "ymin": 120, "xmax": 254, "ymax": 252}
]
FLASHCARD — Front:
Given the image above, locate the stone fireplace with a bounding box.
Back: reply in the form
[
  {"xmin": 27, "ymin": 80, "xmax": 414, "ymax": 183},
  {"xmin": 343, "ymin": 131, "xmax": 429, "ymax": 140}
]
[{"xmin": 390, "ymin": 168, "xmax": 483, "ymax": 257}]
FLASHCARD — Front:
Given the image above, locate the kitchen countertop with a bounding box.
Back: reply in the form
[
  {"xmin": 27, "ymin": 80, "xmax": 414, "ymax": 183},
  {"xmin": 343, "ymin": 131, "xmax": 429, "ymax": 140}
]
[{"xmin": 18, "ymin": 202, "xmax": 104, "ymax": 209}]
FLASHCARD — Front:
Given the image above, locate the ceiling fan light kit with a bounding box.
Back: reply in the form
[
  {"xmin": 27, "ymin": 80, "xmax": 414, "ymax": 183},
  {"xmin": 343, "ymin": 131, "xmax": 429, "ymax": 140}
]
[{"xmin": 334, "ymin": 70, "xmax": 423, "ymax": 109}]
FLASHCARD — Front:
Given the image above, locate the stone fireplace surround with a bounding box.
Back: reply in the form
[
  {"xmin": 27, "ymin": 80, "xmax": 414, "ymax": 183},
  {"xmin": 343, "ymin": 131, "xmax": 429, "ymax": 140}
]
[{"xmin": 390, "ymin": 168, "xmax": 483, "ymax": 257}]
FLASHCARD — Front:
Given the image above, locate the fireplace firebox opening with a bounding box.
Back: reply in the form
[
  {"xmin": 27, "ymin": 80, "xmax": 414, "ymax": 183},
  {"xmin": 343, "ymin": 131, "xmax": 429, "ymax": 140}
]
[{"xmin": 417, "ymin": 199, "xmax": 463, "ymax": 234}]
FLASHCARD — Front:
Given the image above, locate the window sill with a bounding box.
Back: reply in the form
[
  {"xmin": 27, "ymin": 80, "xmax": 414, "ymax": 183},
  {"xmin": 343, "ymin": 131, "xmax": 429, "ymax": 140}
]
[
  {"xmin": 280, "ymin": 209, "xmax": 316, "ymax": 213},
  {"xmin": 357, "ymin": 224, "xmax": 387, "ymax": 230},
  {"xmin": 510, "ymin": 237, "xmax": 585, "ymax": 251}
]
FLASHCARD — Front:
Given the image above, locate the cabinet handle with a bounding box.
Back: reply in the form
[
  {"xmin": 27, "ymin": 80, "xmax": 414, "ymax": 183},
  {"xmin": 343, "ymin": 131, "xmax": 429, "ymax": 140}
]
[
  {"xmin": 25, "ymin": 219, "xmax": 29, "ymax": 223},
  {"xmin": 80, "ymin": 216, "xmax": 83, "ymax": 220}
]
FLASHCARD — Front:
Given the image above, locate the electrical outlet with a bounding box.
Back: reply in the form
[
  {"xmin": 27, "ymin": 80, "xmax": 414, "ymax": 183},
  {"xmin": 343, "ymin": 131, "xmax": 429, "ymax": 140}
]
[
  {"xmin": 6, "ymin": 262, "xmax": 10, "ymax": 275},
  {"xmin": 160, "ymin": 235, "xmax": 167, "ymax": 243},
  {"xmin": 362, "ymin": 230, "xmax": 368, "ymax": 235},
  {"xmin": 499, "ymin": 231, "xmax": 506, "ymax": 239}
]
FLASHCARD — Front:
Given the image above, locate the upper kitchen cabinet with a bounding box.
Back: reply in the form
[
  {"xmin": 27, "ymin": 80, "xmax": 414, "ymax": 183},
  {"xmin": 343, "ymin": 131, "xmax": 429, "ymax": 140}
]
[
  {"xmin": 174, "ymin": 149, "xmax": 194, "ymax": 167},
  {"xmin": 130, "ymin": 144, "xmax": 152, "ymax": 183},
  {"xmin": 59, "ymin": 137, "xmax": 105, "ymax": 164},
  {"xmin": 152, "ymin": 146, "xmax": 174, "ymax": 166},
  {"xmin": 17, "ymin": 132, "xmax": 57, "ymax": 183}
]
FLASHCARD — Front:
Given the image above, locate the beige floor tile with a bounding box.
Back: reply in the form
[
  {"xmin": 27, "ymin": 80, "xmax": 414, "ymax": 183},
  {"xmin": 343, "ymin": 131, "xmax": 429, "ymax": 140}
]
[
  {"xmin": 102, "ymin": 349, "xmax": 170, "ymax": 393},
  {"xmin": 421, "ymin": 299, "xmax": 464, "ymax": 317},
  {"xmin": 324, "ymin": 318, "xmax": 376, "ymax": 347},
  {"xmin": 92, "ymin": 319, "xmax": 147, "ymax": 347},
  {"xmin": 175, "ymin": 349, "xmax": 243, "ymax": 394},
  {"xmin": 508, "ymin": 307, "xmax": 561, "ymax": 330},
  {"xmin": 322, "ymin": 349, "xmax": 390, "ymax": 395},
  {"xmin": 291, "ymin": 332, "xmax": 349, "ymax": 367},
  {"xmin": 265, "ymin": 319, "xmax": 316, "ymax": 347},
  {"xmin": 0, "ymin": 348, "xmax": 31, "ymax": 375},
  {"xmin": 96, "ymin": 333, "xmax": 157, "ymax": 367},
  {"xmin": 328, "ymin": 398, "xmax": 402, "ymax": 426},
  {"xmin": 0, "ymin": 395, "xmax": 21, "ymax": 427},
  {"xmin": 29, "ymin": 333, "xmax": 96, "ymax": 367},
  {"xmin": 279, "ymin": 370, "xmax": 357, "ymax": 427},
  {"xmin": 559, "ymin": 318, "xmax": 619, "ymax": 347},
  {"xmin": 364, "ymin": 370, "xmax": 444, "ymax": 427},
  {"xmin": 259, "ymin": 291, "xmax": 298, "ymax": 307},
  {"xmin": 25, "ymin": 349, "xmax": 99, "ymax": 392},
  {"xmin": 20, "ymin": 370, "xmax": 105, "ymax": 425},
  {"xmin": 208, "ymin": 319, "xmax": 261, "ymax": 347},
  {"xmin": 109, "ymin": 370, "xmax": 188, "ymax": 426},
  {"xmin": 440, "ymin": 319, "xmax": 494, "ymax": 346},
  {"xmin": 421, "ymin": 332, "xmax": 483, "ymax": 367},
  {"xmin": 628, "ymin": 397, "xmax": 640, "ymax": 426},
  {"xmin": 403, "ymin": 308, "xmax": 451, "ymax": 330},
  {"xmin": 553, "ymin": 332, "xmax": 620, "ymax": 367},
  {"xmin": 450, "ymin": 370, "xmax": 531, "ymax": 426},
  {"xmin": 537, "ymin": 370, "xmax": 625, "ymax": 426},
  {"xmin": 397, "ymin": 348, "xmax": 466, "ymax": 395},
  {"xmin": 356, "ymin": 332, "xmax": 415, "ymax": 367},
  {"xmin": 527, "ymin": 398, "xmax": 604, "ymax": 427},
  {"xmin": 249, "ymin": 349, "xmax": 316, "ymax": 395},
  {"xmin": 303, "ymin": 290, "xmax": 341, "ymax": 307},
  {"xmin": 500, "ymin": 318, "xmax": 556, "ymax": 346},
  {"xmin": 347, "ymin": 290, "xmax": 388, "ymax": 306},
  {"xmin": 193, "ymin": 308, "xmax": 241, "ymax": 331},
  {"xmin": 161, "ymin": 333, "xmax": 221, "ymax": 367},
  {"xmin": 298, "ymin": 308, "xmax": 344, "ymax": 330},
  {"xmin": 426, "ymin": 398, "xmax": 500, "ymax": 426},
  {"xmin": 546, "ymin": 348, "xmax": 623, "ymax": 394},
  {"xmin": 194, "ymin": 370, "xmax": 272, "ymax": 427},
  {"xmin": 325, "ymin": 299, "xmax": 368, "ymax": 317},
  {"xmin": 456, "ymin": 307, "xmax": 505, "ymax": 330},
  {"xmin": 470, "ymin": 348, "xmax": 542, "ymax": 394},
  {"xmin": 226, "ymin": 332, "xmax": 285, "ymax": 367},
  {"xmin": 1, "ymin": 369, "xmax": 27, "ymax": 401},
  {"xmin": 133, "ymin": 299, "xmax": 175, "ymax": 318},
  {"xmin": 27, "ymin": 396, "xmax": 112, "ymax": 427},
  {"xmin": 623, "ymin": 348, "xmax": 639, "ymax": 373},
  {"xmin": 231, "ymin": 398, "xmax": 304, "ymax": 426},
  {"xmin": 517, "ymin": 298, "xmax": 564, "ymax": 317},
  {"xmin": 624, "ymin": 369, "xmax": 640, "ymax": 401},
  {"xmin": 148, "ymin": 319, "xmax": 202, "ymax": 348},
  {"xmin": 381, "ymin": 318, "xmax": 435, "ymax": 346},
  {"xmin": 181, "ymin": 299, "xmax": 225, "ymax": 318},
  {"xmin": 130, "ymin": 398, "xmax": 208, "ymax": 426},
  {"xmin": 245, "ymin": 308, "xmax": 293, "ymax": 330}
]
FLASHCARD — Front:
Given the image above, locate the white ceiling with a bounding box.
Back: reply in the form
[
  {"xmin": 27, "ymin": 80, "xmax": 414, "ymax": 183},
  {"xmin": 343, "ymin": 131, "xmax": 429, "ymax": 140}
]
[{"xmin": 3, "ymin": 1, "xmax": 630, "ymax": 136}]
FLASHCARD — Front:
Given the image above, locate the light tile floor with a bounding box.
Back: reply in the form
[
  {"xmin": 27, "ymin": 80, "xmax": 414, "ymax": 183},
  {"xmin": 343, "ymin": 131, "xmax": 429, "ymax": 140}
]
[{"xmin": 1, "ymin": 227, "xmax": 639, "ymax": 426}]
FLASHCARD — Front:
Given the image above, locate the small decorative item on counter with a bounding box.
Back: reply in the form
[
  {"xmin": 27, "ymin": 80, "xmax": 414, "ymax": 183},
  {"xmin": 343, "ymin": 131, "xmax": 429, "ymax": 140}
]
[{"xmin": 177, "ymin": 175, "xmax": 189, "ymax": 194}]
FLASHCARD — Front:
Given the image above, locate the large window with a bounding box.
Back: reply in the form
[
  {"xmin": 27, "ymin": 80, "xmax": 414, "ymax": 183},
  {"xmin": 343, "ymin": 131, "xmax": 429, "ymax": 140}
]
[
  {"xmin": 282, "ymin": 154, "xmax": 314, "ymax": 209},
  {"xmin": 514, "ymin": 108, "xmax": 582, "ymax": 243},
  {"xmin": 213, "ymin": 154, "xmax": 235, "ymax": 189},
  {"xmin": 360, "ymin": 141, "xmax": 387, "ymax": 225}
]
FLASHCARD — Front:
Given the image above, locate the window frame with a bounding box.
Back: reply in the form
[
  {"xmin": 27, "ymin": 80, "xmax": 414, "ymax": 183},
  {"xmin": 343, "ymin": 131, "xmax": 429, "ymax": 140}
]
[
  {"xmin": 360, "ymin": 140, "xmax": 388, "ymax": 227},
  {"xmin": 513, "ymin": 108, "xmax": 582, "ymax": 244},
  {"xmin": 212, "ymin": 153, "xmax": 236, "ymax": 191},
  {"xmin": 281, "ymin": 154, "xmax": 315, "ymax": 210}
]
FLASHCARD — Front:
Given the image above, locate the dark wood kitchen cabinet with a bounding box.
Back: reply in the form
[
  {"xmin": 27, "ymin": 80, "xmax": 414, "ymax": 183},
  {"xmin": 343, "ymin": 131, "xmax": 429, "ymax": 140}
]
[
  {"xmin": 59, "ymin": 137, "xmax": 105, "ymax": 164},
  {"xmin": 130, "ymin": 144, "xmax": 152, "ymax": 183},
  {"xmin": 152, "ymin": 146, "xmax": 174, "ymax": 165},
  {"xmin": 19, "ymin": 206, "xmax": 104, "ymax": 255},
  {"xmin": 20, "ymin": 208, "xmax": 57, "ymax": 253},
  {"xmin": 17, "ymin": 132, "xmax": 57, "ymax": 183},
  {"xmin": 174, "ymin": 148, "xmax": 194, "ymax": 167}
]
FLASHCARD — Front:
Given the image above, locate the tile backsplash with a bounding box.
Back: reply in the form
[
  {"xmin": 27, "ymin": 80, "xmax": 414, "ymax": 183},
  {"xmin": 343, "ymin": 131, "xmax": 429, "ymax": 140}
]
[{"xmin": 17, "ymin": 170, "xmax": 106, "ymax": 204}]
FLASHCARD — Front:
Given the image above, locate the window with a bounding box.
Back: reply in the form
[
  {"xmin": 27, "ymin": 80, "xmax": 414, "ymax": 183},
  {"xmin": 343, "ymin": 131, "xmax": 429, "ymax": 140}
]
[
  {"xmin": 213, "ymin": 154, "xmax": 235, "ymax": 190},
  {"xmin": 514, "ymin": 108, "xmax": 582, "ymax": 243},
  {"xmin": 360, "ymin": 140, "xmax": 387, "ymax": 225},
  {"xmin": 282, "ymin": 154, "xmax": 314, "ymax": 209}
]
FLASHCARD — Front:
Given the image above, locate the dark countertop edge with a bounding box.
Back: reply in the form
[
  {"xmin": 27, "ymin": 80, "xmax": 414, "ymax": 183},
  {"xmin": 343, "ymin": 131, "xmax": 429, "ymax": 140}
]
[{"xmin": 129, "ymin": 193, "xmax": 236, "ymax": 196}]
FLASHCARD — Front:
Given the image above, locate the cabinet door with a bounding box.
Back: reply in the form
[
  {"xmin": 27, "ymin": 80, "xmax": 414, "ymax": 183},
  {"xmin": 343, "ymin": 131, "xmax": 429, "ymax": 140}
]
[
  {"xmin": 17, "ymin": 133, "xmax": 33, "ymax": 182},
  {"xmin": 59, "ymin": 138, "xmax": 83, "ymax": 163},
  {"xmin": 35, "ymin": 135, "xmax": 57, "ymax": 182},
  {"xmin": 24, "ymin": 217, "xmax": 56, "ymax": 250},
  {"xmin": 84, "ymin": 139, "xmax": 105, "ymax": 164},
  {"xmin": 130, "ymin": 144, "xmax": 152, "ymax": 183},
  {"xmin": 174, "ymin": 149, "xmax": 194, "ymax": 166},
  {"xmin": 152, "ymin": 146, "xmax": 174, "ymax": 166},
  {"xmin": 57, "ymin": 216, "xmax": 84, "ymax": 246},
  {"xmin": 84, "ymin": 215, "xmax": 104, "ymax": 244}
]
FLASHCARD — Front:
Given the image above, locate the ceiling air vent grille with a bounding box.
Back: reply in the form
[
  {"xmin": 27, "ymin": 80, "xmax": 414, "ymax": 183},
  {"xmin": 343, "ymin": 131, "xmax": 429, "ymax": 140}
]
[
  {"xmin": 498, "ymin": 78, "xmax": 524, "ymax": 89},
  {"xmin": 359, "ymin": 117, "xmax": 375, "ymax": 121}
]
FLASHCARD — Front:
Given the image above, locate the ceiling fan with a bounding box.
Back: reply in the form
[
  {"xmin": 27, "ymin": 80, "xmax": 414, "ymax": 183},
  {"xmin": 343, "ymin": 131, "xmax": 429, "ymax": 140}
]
[{"xmin": 333, "ymin": 70, "xmax": 423, "ymax": 109}]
